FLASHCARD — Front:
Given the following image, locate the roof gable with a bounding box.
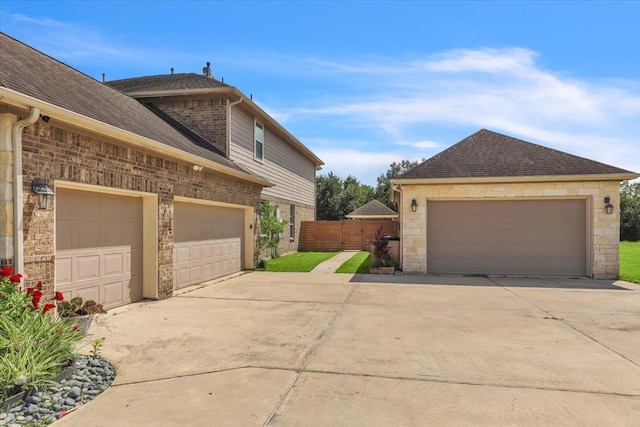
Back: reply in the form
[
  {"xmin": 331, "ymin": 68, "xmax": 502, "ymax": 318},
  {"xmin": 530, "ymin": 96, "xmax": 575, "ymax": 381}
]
[
  {"xmin": 346, "ymin": 199, "xmax": 398, "ymax": 218},
  {"xmin": 400, "ymin": 129, "xmax": 635, "ymax": 180},
  {"xmin": 0, "ymin": 33, "xmax": 258, "ymax": 179}
]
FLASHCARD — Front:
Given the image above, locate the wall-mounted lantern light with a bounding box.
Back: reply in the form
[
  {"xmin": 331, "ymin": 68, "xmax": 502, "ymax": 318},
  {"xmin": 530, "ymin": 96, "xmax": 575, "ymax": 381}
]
[
  {"xmin": 31, "ymin": 178, "xmax": 54, "ymax": 210},
  {"xmin": 411, "ymin": 198, "xmax": 418, "ymax": 213},
  {"xmin": 604, "ymin": 196, "xmax": 614, "ymax": 215}
]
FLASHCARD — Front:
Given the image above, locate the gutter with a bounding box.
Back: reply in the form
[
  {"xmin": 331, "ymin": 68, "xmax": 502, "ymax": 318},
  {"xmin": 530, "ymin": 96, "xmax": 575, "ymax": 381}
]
[
  {"xmin": 227, "ymin": 96, "xmax": 243, "ymax": 157},
  {"xmin": 12, "ymin": 107, "xmax": 40, "ymax": 275},
  {"xmin": 1, "ymin": 88, "xmax": 271, "ymax": 187}
]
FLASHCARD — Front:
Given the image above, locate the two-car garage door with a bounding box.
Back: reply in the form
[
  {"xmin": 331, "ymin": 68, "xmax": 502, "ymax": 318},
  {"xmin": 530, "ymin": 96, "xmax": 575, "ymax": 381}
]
[{"xmin": 427, "ymin": 200, "xmax": 587, "ymax": 276}]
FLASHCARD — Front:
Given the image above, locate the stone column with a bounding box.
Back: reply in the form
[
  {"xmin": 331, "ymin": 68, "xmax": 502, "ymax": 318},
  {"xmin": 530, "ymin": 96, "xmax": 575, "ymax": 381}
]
[{"xmin": 0, "ymin": 112, "xmax": 16, "ymax": 267}]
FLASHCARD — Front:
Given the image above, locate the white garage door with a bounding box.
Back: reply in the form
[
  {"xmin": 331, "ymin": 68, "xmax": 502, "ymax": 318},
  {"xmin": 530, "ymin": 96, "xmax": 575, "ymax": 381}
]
[
  {"xmin": 427, "ymin": 200, "xmax": 587, "ymax": 276},
  {"xmin": 56, "ymin": 189, "xmax": 143, "ymax": 309},
  {"xmin": 173, "ymin": 202, "xmax": 244, "ymax": 289}
]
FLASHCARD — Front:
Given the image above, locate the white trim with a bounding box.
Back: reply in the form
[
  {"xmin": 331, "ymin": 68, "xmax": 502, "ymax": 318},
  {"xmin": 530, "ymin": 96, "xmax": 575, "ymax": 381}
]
[
  {"xmin": 54, "ymin": 181, "xmax": 159, "ymax": 300},
  {"xmin": 392, "ymin": 173, "xmax": 638, "ymax": 185},
  {"xmin": 254, "ymin": 119, "xmax": 265, "ymax": 163}
]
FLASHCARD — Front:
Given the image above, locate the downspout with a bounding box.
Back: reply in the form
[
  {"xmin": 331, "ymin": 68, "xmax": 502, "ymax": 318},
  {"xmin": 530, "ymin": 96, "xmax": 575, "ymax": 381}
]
[
  {"xmin": 226, "ymin": 97, "xmax": 243, "ymax": 157},
  {"xmin": 392, "ymin": 184, "xmax": 403, "ymax": 270},
  {"xmin": 12, "ymin": 107, "xmax": 40, "ymax": 275}
]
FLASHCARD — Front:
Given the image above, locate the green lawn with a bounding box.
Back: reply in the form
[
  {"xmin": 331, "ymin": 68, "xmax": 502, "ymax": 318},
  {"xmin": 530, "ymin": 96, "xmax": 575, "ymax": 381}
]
[
  {"xmin": 260, "ymin": 251, "xmax": 339, "ymax": 272},
  {"xmin": 620, "ymin": 241, "xmax": 640, "ymax": 284},
  {"xmin": 336, "ymin": 251, "xmax": 370, "ymax": 274}
]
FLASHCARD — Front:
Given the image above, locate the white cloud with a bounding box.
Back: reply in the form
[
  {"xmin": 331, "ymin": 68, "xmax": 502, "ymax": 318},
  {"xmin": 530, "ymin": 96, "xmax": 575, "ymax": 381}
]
[{"xmin": 265, "ymin": 48, "xmax": 640, "ymax": 178}]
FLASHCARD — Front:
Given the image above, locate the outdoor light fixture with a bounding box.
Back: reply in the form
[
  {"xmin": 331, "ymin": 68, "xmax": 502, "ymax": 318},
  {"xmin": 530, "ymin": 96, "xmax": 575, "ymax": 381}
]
[
  {"xmin": 39, "ymin": 114, "xmax": 50, "ymax": 123},
  {"xmin": 31, "ymin": 178, "xmax": 54, "ymax": 210},
  {"xmin": 411, "ymin": 198, "xmax": 418, "ymax": 213},
  {"xmin": 604, "ymin": 196, "xmax": 614, "ymax": 215},
  {"xmin": 192, "ymin": 164, "xmax": 204, "ymax": 172}
]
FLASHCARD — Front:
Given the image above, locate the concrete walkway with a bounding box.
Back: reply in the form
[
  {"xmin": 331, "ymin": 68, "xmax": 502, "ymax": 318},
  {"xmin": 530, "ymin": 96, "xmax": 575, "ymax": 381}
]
[
  {"xmin": 310, "ymin": 250, "xmax": 360, "ymax": 273},
  {"xmin": 56, "ymin": 273, "xmax": 640, "ymax": 426}
]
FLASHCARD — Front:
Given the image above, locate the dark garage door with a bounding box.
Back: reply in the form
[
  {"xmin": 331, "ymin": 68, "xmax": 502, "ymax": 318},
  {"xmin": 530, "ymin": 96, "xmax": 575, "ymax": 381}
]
[{"xmin": 427, "ymin": 199, "xmax": 587, "ymax": 276}]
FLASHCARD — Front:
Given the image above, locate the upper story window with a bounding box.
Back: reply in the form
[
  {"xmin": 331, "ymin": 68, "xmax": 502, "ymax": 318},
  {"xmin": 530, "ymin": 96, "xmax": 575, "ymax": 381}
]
[{"xmin": 254, "ymin": 120, "xmax": 264, "ymax": 162}]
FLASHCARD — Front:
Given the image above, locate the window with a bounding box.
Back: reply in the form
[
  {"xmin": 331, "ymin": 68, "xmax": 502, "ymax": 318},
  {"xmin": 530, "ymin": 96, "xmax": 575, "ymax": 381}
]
[
  {"xmin": 290, "ymin": 205, "xmax": 296, "ymax": 240},
  {"xmin": 254, "ymin": 120, "xmax": 264, "ymax": 161}
]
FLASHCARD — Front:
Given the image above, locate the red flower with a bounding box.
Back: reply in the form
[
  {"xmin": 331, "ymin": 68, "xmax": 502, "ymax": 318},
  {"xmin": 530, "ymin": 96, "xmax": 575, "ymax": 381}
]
[
  {"xmin": 31, "ymin": 290, "xmax": 43, "ymax": 309},
  {"xmin": 0, "ymin": 267, "xmax": 13, "ymax": 276},
  {"xmin": 42, "ymin": 303, "xmax": 56, "ymax": 313},
  {"xmin": 26, "ymin": 287, "xmax": 35, "ymax": 296},
  {"xmin": 36, "ymin": 281, "xmax": 43, "ymax": 290},
  {"xmin": 55, "ymin": 291, "xmax": 64, "ymax": 301},
  {"xmin": 9, "ymin": 274, "xmax": 22, "ymax": 283}
]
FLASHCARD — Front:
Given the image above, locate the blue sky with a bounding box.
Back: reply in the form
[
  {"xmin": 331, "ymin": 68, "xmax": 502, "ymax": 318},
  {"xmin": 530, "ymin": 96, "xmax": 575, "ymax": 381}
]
[{"xmin": 2, "ymin": 1, "xmax": 639, "ymax": 186}]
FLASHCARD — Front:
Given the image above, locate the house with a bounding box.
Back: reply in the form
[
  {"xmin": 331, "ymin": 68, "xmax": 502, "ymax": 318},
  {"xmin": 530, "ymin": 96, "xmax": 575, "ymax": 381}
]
[
  {"xmin": 391, "ymin": 129, "xmax": 638, "ymax": 279},
  {"xmin": 106, "ymin": 64, "xmax": 324, "ymax": 258},
  {"xmin": 0, "ymin": 33, "xmax": 320, "ymax": 308},
  {"xmin": 345, "ymin": 199, "xmax": 399, "ymax": 220}
]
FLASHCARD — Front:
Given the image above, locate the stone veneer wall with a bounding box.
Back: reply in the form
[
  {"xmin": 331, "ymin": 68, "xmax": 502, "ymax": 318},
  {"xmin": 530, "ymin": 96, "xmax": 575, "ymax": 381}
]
[
  {"xmin": 152, "ymin": 98, "xmax": 228, "ymax": 154},
  {"xmin": 400, "ymin": 180, "xmax": 622, "ymax": 279},
  {"xmin": 13, "ymin": 119, "xmax": 262, "ymax": 299},
  {"xmin": 258, "ymin": 195, "xmax": 315, "ymax": 259}
]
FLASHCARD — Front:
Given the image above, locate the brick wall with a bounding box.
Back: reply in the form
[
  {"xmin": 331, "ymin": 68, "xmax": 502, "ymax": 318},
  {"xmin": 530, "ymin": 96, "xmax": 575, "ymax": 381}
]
[
  {"xmin": 18, "ymin": 120, "xmax": 262, "ymax": 298},
  {"xmin": 153, "ymin": 98, "xmax": 228, "ymax": 154},
  {"xmin": 400, "ymin": 180, "xmax": 622, "ymax": 279},
  {"xmin": 258, "ymin": 195, "xmax": 315, "ymax": 259}
]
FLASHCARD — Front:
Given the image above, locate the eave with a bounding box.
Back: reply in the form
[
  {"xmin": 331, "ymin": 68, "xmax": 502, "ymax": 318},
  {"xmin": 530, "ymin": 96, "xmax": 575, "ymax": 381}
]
[
  {"xmin": 0, "ymin": 87, "xmax": 273, "ymax": 187},
  {"xmin": 391, "ymin": 173, "xmax": 639, "ymax": 186}
]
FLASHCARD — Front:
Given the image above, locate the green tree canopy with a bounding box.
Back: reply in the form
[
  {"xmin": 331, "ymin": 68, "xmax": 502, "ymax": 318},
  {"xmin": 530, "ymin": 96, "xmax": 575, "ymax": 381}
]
[
  {"xmin": 374, "ymin": 159, "xmax": 423, "ymax": 209},
  {"xmin": 621, "ymin": 182, "xmax": 640, "ymax": 241},
  {"xmin": 316, "ymin": 173, "xmax": 374, "ymax": 220}
]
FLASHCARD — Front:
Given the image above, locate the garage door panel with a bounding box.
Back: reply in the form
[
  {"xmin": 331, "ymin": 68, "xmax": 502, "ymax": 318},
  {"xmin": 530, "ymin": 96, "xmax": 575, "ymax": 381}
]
[
  {"xmin": 173, "ymin": 202, "xmax": 244, "ymax": 290},
  {"xmin": 56, "ymin": 189, "xmax": 143, "ymax": 309},
  {"xmin": 102, "ymin": 281, "xmax": 125, "ymax": 306},
  {"xmin": 427, "ymin": 200, "xmax": 586, "ymax": 276}
]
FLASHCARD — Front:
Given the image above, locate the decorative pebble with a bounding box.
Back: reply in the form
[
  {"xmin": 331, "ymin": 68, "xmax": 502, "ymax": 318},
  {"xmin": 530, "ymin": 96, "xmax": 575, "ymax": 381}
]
[{"xmin": 0, "ymin": 356, "xmax": 114, "ymax": 426}]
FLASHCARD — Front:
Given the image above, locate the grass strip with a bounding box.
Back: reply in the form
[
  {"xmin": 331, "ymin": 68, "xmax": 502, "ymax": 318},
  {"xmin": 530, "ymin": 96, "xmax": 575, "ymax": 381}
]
[
  {"xmin": 620, "ymin": 241, "xmax": 640, "ymax": 284},
  {"xmin": 262, "ymin": 252, "xmax": 339, "ymax": 272},
  {"xmin": 336, "ymin": 251, "xmax": 370, "ymax": 274}
]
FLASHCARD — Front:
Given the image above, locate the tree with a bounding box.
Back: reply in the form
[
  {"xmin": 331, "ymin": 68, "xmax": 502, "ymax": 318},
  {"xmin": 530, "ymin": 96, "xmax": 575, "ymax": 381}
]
[
  {"xmin": 621, "ymin": 182, "xmax": 640, "ymax": 241},
  {"xmin": 316, "ymin": 173, "xmax": 343, "ymax": 220},
  {"xmin": 259, "ymin": 200, "xmax": 288, "ymax": 258},
  {"xmin": 316, "ymin": 173, "xmax": 374, "ymax": 220},
  {"xmin": 374, "ymin": 159, "xmax": 423, "ymax": 209}
]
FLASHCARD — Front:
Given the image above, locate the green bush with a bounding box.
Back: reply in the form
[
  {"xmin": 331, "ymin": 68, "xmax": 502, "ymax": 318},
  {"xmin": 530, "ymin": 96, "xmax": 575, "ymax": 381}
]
[{"xmin": 0, "ymin": 268, "xmax": 83, "ymax": 401}]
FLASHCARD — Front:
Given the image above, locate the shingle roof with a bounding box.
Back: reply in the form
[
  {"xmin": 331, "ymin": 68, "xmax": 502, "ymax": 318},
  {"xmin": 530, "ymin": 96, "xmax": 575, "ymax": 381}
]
[
  {"xmin": 107, "ymin": 73, "xmax": 229, "ymax": 93},
  {"xmin": 400, "ymin": 129, "xmax": 635, "ymax": 180},
  {"xmin": 0, "ymin": 33, "xmax": 258, "ymax": 179},
  {"xmin": 346, "ymin": 200, "xmax": 398, "ymax": 218}
]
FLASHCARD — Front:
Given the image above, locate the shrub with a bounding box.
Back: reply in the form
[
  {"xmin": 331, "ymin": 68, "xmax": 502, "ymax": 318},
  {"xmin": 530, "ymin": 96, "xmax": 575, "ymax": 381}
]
[{"xmin": 0, "ymin": 268, "xmax": 83, "ymax": 401}]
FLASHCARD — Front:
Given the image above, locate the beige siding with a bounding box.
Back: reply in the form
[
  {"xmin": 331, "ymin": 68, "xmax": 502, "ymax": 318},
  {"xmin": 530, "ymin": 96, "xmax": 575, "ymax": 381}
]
[{"xmin": 229, "ymin": 106, "xmax": 315, "ymax": 206}]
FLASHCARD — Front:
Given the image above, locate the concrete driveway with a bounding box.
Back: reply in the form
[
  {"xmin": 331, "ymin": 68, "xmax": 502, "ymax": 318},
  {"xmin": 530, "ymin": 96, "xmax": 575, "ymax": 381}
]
[{"xmin": 56, "ymin": 273, "xmax": 640, "ymax": 426}]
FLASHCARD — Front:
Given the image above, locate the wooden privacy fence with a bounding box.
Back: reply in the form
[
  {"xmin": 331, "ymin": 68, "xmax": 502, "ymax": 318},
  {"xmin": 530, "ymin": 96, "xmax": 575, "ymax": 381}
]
[{"xmin": 300, "ymin": 220, "xmax": 399, "ymax": 251}]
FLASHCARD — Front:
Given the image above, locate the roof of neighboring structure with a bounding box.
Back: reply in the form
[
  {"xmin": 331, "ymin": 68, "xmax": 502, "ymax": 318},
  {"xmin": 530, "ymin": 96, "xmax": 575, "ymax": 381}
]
[
  {"xmin": 346, "ymin": 200, "xmax": 398, "ymax": 219},
  {"xmin": 0, "ymin": 33, "xmax": 268, "ymax": 184},
  {"xmin": 398, "ymin": 129, "xmax": 637, "ymax": 180},
  {"xmin": 106, "ymin": 71, "xmax": 324, "ymax": 168},
  {"xmin": 107, "ymin": 73, "xmax": 229, "ymax": 93}
]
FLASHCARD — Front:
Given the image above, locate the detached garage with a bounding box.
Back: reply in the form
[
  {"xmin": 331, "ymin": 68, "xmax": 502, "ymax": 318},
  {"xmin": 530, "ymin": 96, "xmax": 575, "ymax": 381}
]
[{"xmin": 393, "ymin": 129, "xmax": 638, "ymax": 280}]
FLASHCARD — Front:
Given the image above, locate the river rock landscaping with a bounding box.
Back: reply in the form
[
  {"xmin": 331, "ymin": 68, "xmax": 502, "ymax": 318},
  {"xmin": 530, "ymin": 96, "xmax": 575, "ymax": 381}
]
[{"xmin": 0, "ymin": 355, "xmax": 115, "ymax": 426}]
